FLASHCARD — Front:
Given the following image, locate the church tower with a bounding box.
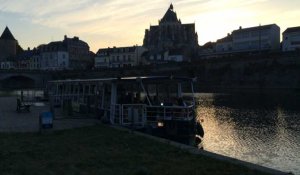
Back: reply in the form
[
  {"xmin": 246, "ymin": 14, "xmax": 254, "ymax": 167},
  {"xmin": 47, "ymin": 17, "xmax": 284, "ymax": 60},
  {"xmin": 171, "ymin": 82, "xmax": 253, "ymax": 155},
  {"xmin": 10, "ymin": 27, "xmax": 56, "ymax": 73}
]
[{"xmin": 0, "ymin": 26, "xmax": 20, "ymax": 61}]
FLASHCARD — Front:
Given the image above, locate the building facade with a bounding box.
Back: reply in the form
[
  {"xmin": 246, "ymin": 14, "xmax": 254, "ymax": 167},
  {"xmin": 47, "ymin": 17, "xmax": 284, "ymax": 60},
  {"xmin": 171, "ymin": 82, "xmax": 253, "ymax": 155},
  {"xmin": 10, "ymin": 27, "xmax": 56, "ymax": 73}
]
[
  {"xmin": 95, "ymin": 49, "xmax": 110, "ymax": 68},
  {"xmin": 63, "ymin": 35, "xmax": 92, "ymax": 69},
  {"xmin": 282, "ymin": 26, "xmax": 300, "ymax": 52},
  {"xmin": 216, "ymin": 34, "xmax": 233, "ymax": 53},
  {"xmin": 37, "ymin": 35, "xmax": 92, "ymax": 70},
  {"xmin": 143, "ymin": 4, "xmax": 198, "ymax": 62},
  {"xmin": 38, "ymin": 42, "xmax": 69, "ymax": 70},
  {"xmin": 95, "ymin": 46, "xmax": 147, "ymax": 68},
  {"xmin": 231, "ymin": 24, "xmax": 280, "ymax": 52},
  {"xmin": 29, "ymin": 54, "xmax": 41, "ymax": 70},
  {"xmin": 0, "ymin": 61, "xmax": 15, "ymax": 70},
  {"xmin": 204, "ymin": 24, "xmax": 281, "ymax": 58}
]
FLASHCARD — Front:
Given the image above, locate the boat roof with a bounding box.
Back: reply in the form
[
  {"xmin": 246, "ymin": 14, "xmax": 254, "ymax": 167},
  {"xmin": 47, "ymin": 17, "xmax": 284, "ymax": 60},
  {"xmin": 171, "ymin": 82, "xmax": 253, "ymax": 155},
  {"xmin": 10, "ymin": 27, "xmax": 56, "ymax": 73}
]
[{"xmin": 48, "ymin": 76, "xmax": 196, "ymax": 84}]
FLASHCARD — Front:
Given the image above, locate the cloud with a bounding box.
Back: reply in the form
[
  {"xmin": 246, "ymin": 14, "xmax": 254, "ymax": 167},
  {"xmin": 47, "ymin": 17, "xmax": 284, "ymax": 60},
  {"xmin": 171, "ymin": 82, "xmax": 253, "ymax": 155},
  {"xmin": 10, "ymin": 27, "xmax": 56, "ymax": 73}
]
[{"xmin": 0, "ymin": 0, "xmax": 299, "ymax": 51}]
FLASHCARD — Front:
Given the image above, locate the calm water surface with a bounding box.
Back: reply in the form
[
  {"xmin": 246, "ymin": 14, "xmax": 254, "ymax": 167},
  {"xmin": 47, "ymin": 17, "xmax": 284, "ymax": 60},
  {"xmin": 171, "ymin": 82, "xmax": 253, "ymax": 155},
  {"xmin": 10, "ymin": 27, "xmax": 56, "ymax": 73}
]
[{"xmin": 196, "ymin": 93, "xmax": 300, "ymax": 174}]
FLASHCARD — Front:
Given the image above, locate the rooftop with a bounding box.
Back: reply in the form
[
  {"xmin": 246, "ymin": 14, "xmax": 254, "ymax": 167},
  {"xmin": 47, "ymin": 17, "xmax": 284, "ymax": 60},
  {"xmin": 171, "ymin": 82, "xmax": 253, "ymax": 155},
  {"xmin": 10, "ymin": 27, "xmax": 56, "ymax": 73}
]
[
  {"xmin": 233, "ymin": 24, "xmax": 279, "ymax": 34},
  {"xmin": 217, "ymin": 35, "xmax": 233, "ymax": 43},
  {"xmin": 0, "ymin": 26, "xmax": 16, "ymax": 41},
  {"xmin": 283, "ymin": 26, "xmax": 300, "ymax": 34},
  {"xmin": 97, "ymin": 46, "xmax": 137, "ymax": 55}
]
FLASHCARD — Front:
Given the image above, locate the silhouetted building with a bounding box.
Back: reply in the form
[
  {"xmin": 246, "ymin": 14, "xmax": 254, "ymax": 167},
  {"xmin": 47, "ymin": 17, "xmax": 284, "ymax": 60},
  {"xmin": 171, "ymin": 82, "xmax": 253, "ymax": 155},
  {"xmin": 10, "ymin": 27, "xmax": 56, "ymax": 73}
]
[
  {"xmin": 95, "ymin": 46, "xmax": 147, "ymax": 68},
  {"xmin": 282, "ymin": 26, "xmax": 300, "ymax": 52},
  {"xmin": 37, "ymin": 35, "xmax": 92, "ymax": 70},
  {"xmin": 216, "ymin": 34, "xmax": 233, "ymax": 53},
  {"xmin": 198, "ymin": 42, "xmax": 217, "ymax": 59},
  {"xmin": 15, "ymin": 48, "xmax": 35, "ymax": 70},
  {"xmin": 232, "ymin": 24, "xmax": 280, "ymax": 52},
  {"xmin": 199, "ymin": 24, "xmax": 281, "ymax": 58},
  {"xmin": 0, "ymin": 26, "xmax": 23, "ymax": 62},
  {"xmin": 38, "ymin": 42, "xmax": 69, "ymax": 70},
  {"xmin": 63, "ymin": 35, "xmax": 92, "ymax": 69},
  {"xmin": 143, "ymin": 4, "xmax": 198, "ymax": 62}
]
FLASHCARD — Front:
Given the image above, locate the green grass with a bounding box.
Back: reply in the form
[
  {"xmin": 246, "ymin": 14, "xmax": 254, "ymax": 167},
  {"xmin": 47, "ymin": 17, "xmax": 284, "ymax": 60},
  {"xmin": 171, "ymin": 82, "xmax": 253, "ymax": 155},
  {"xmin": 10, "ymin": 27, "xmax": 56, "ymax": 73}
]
[{"xmin": 0, "ymin": 125, "xmax": 269, "ymax": 175}]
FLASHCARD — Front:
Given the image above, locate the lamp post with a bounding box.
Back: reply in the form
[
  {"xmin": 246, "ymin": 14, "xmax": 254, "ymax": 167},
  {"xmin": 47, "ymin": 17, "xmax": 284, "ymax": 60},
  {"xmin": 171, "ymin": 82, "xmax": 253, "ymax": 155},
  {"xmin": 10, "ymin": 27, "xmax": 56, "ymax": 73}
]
[{"xmin": 136, "ymin": 44, "xmax": 139, "ymax": 66}]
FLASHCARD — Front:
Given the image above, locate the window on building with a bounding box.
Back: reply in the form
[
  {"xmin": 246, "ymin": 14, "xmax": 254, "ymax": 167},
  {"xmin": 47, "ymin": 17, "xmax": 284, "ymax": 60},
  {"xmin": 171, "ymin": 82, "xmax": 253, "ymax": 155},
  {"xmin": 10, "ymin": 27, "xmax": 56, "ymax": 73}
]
[
  {"xmin": 261, "ymin": 30, "xmax": 269, "ymax": 36},
  {"xmin": 252, "ymin": 31, "xmax": 259, "ymax": 37}
]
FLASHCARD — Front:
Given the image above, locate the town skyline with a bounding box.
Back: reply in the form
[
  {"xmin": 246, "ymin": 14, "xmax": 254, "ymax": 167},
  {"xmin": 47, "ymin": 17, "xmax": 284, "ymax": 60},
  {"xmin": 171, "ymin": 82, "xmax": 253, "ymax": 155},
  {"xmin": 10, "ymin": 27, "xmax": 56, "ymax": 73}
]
[{"xmin": 0, "ymin": 0, "xmax": 299, "ymax": 52}]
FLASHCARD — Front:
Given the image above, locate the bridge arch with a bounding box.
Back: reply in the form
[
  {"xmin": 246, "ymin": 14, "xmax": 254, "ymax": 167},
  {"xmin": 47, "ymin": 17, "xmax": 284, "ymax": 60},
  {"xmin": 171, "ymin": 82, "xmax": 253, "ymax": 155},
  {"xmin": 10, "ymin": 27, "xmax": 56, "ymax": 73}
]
[{"xmin": 0, "ymin": 75, "xmax": 35, "ymax": 89}]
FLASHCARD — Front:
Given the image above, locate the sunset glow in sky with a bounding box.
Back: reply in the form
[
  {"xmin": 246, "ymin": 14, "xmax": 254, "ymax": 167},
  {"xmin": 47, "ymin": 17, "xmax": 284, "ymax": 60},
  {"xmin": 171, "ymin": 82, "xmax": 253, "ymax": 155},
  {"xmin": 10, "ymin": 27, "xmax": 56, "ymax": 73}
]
[{"xmin": 0, "ymin": 0, "xmax": 299, "ymax": 52}]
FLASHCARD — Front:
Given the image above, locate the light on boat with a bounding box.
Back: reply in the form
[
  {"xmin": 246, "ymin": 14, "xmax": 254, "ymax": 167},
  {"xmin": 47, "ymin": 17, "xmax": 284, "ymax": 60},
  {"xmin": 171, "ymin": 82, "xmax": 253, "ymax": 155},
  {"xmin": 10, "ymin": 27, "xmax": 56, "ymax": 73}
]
[
  {"xmin": 161, "ymin": 103, "xmax": 164, "ymax": 106},
  {"xmin": 158, "ymin": 122, "xmax": 164, "ymax": 127}
]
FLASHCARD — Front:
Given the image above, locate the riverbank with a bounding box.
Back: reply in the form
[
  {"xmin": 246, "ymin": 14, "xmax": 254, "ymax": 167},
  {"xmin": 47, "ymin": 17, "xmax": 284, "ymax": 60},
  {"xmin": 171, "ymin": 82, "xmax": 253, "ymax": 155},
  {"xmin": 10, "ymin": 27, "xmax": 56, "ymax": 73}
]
[
  {"xmin": 0, "ymin": 96, "xmax": 100, "ymax": 132},
  {"xmin": 0, "ymin": 124, "xmax": 277, "ymax": 175}
]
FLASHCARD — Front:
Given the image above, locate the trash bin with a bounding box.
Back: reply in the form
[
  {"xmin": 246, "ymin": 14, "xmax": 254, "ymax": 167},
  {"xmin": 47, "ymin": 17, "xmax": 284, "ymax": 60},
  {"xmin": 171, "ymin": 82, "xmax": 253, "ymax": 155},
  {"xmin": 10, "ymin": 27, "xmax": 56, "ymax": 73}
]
[{"xmin": 39, "ymin": 112, "xmax": 53, "ymax": 129}]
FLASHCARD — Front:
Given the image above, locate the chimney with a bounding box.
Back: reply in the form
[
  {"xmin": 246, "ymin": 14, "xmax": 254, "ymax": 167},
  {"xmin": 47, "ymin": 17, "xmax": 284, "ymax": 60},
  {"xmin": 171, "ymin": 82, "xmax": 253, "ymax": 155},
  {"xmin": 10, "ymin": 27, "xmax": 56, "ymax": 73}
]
[
  {"xmin": 64, "ymin": 35, "xmax": 67, "ymax": 40},
  {"xmin": 239, "ymin": 26, "xmax": 242, "ymax": 30}
]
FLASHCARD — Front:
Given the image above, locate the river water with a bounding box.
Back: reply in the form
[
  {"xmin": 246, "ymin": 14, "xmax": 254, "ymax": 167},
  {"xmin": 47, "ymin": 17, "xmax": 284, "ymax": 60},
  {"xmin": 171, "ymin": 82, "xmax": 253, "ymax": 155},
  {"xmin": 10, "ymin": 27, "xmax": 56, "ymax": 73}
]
[{"xmin": 196, "ymin": 93, "xmax": 300, "ymax": 174}]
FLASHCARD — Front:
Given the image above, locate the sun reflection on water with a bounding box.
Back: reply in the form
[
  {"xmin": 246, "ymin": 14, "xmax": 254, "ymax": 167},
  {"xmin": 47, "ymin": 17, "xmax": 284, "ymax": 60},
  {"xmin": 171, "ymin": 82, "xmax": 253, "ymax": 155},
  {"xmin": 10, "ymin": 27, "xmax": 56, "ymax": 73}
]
[{"xmin": 196, "ymin": 93, "xmax": 300, "ymax": 174}]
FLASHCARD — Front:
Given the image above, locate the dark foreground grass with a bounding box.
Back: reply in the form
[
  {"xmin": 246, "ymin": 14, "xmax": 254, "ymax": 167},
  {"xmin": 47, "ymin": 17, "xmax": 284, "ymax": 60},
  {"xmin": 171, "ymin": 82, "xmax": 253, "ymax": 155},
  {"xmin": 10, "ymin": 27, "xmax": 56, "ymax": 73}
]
[{"xmin": 0, "ymin": 125, "xmax": 269, "ymax": 175}]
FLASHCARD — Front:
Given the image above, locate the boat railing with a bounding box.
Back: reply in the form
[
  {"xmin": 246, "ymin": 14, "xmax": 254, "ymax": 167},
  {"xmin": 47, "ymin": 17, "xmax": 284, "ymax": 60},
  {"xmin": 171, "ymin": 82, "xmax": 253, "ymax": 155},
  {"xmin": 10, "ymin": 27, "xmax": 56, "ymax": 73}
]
[
  {"xmin": 110, "ymin": 104, "xmax": 122, "ymax": 124},
  {"xmin": 145, "ymin": 105, "xmax": 194, "ymax": 122},
  {"xmin": 111, "ymin": 104, "xmax": 194, "ymax": 126},
  {"xmin": 121, "ymin": 104, "xmax": 146, "ymax": 127}
]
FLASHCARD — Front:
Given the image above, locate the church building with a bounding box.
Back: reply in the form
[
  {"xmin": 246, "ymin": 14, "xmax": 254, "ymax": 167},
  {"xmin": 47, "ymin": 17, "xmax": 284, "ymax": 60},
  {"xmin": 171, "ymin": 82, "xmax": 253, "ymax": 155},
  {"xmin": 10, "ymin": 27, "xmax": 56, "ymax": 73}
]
[{"xmin": 143, "ymin": 4, "xmax": 199, "ymax": 62}]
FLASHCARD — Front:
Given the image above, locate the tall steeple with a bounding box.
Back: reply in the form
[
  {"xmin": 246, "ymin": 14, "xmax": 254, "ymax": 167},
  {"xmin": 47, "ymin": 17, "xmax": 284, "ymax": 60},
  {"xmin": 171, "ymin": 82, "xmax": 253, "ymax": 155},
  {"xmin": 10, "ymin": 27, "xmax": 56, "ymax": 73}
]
[
  {"xmin": 0, "ymin": 26, "xmax": 16, "ymax": 40},
  {"xmin": 170, "ymin": 3, "xmax": 174, "ymax": 10}
]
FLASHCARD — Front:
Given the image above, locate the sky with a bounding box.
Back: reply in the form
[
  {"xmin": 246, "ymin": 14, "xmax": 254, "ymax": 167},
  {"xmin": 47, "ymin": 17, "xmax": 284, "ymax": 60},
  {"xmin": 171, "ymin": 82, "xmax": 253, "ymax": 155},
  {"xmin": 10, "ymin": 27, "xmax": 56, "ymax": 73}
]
[{"xmin": 0, "ymin": 0, "xmax": 299, "ymax": 52}]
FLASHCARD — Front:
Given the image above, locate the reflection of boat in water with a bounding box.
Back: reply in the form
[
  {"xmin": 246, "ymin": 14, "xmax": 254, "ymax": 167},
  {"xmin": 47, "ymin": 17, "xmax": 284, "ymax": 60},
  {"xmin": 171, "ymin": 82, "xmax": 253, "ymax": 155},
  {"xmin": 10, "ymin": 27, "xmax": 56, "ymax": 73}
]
[{"xmin": 48, "ymin": 76, "xmax": 204, "ymax": 146}]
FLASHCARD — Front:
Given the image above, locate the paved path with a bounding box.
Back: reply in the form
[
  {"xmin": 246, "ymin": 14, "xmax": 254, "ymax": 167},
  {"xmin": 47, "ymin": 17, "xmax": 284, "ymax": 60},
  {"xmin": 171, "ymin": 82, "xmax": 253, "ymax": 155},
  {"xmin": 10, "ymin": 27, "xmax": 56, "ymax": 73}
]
[{"xmin": 0, "ymin": 97, "xmax": 100, "ymax": 133}]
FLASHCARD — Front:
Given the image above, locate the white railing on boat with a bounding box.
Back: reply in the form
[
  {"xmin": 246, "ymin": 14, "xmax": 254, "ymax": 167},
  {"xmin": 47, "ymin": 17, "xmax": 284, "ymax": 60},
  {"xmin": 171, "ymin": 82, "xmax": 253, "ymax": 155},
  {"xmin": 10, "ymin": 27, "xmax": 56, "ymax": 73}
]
[
  {"xmin": 122, "ymin": 104, "xmax": 146, "ymax": 127},
  {"xmin": 110, "ymin": 104, "xmax": 194, "ymax": 127},
  {"xmin": 146, "ymin": 105, "xmax": 194, "ymax": 122}
]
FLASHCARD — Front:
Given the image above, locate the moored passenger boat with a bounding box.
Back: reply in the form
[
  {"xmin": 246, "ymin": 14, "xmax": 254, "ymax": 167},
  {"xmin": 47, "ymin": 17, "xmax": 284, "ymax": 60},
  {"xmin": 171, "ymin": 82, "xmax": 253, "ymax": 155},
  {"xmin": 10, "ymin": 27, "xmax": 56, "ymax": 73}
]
[{"xmin": 48, "ymin": 76, "xmax": 204, "ymax": 146}]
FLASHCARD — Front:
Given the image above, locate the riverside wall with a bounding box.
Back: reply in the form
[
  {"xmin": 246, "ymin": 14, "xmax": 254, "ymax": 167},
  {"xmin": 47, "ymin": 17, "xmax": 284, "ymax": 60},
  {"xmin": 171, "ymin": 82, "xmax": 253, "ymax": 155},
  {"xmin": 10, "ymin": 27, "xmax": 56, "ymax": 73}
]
[
  {"xmin": 1, "ymin": 52, "xmax": 299, "ymax": 92},
  {"xmin": 52, "ymin": 53, "xmax": 300, "ymax": 93}
]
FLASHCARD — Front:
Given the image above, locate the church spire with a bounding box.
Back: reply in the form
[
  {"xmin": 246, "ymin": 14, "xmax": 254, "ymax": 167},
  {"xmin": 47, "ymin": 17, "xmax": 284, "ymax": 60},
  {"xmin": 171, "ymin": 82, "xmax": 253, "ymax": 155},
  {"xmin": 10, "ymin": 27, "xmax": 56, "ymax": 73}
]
[
  {"xmin": 170, "ymin": 3, "xmax": 174, "ymax": 10},
  {"xmin": 160, "ymin": 4, "xmax": 179, "ymax": 24}
]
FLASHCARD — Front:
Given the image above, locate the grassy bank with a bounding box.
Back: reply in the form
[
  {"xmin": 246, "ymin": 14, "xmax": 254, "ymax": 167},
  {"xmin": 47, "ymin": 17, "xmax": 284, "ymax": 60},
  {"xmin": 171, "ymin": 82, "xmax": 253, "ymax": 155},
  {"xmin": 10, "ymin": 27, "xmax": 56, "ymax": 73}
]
[{"xmin": 0, "ymin": 125, "xmax": 269, "ymax": 175}]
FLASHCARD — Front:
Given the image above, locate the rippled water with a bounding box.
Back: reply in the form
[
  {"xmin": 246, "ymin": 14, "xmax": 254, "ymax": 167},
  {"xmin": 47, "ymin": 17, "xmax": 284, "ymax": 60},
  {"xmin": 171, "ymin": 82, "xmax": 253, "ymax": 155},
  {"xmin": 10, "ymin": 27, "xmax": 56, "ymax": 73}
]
[{"xmin": 196, "ymin": 93, "xmax": 300, "ymax": 174}]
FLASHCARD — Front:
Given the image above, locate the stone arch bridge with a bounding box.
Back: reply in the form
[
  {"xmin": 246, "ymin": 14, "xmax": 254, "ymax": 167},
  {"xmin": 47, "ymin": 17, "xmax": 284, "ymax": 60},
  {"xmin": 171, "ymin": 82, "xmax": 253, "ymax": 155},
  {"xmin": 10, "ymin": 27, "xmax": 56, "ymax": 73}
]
[{"xmin": 0, "ymin": 71, "xmax": 52, "ymax": 89}]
